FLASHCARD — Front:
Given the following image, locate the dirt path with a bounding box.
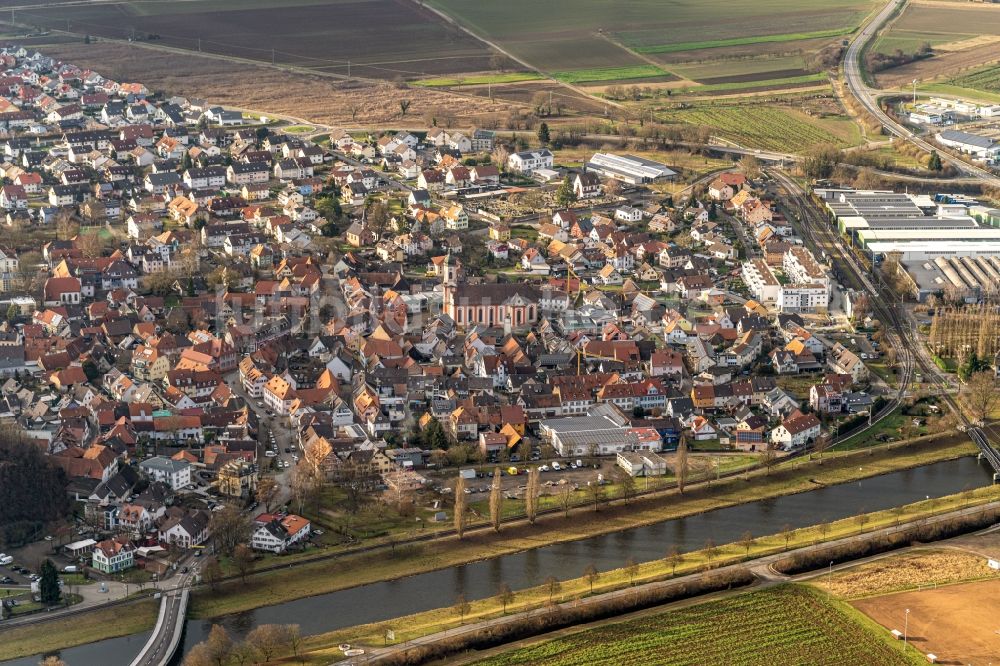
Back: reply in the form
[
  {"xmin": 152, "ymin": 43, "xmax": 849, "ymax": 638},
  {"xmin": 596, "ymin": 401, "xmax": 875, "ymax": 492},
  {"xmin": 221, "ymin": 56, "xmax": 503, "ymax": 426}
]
[{"xmin": 401, "ymin": 0, "xmax": 624, "ymax": 110}]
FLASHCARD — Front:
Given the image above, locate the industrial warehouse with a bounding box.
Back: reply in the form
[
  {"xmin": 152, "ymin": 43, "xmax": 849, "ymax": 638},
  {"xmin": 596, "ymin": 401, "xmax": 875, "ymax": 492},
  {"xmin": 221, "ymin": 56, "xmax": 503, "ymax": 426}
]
[{"xmin": 816, "ymin": 188, "xmax": 1000, "ymax": 301}]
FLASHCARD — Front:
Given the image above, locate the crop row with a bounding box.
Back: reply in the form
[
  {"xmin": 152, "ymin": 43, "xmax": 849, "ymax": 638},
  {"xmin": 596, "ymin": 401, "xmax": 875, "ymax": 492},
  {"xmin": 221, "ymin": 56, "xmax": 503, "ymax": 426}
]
[{"xmin": 471, "ymin": 585, "xmax": 913, "ymax": 666}]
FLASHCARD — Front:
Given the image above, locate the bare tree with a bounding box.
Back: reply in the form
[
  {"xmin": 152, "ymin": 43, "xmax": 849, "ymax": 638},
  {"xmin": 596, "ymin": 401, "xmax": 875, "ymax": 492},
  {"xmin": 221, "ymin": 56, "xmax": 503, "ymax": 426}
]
[
  {"xmin": 703, "ymin": 538, "xmax": 720, "ymax": 568},
  {"xmin": 245, "ymin": 625, "xmax": 290, "ymax": 662},
  {"xmin": 454, "ymin": 474, "xmax": 467, "ymax": 539},
  {"xmin": 496, "ymin": 582, "xmax": 514, "ymax": 614},
  {"xmin": 40, "ymin": 658, "xmax": 67, "ymax": 666},
  {"xmin": 964, "ymin": 371, "xmax": 999, "ymax": 423},
  {"xmin": 739, "ymin": 530, "xmax": 755, "ymax": 557},
  {"xmin": 856, "ymin": 508, "xmax": 868, "ymax": 534},
  {"xmin": 256, "ymin": 476, "xmax": 278, "ymax": 512},
  {"xmin": 780, "ymin": 523, "xmax": 793, "ymax": 550},
  {"xmin": 763, "ymin": 442, "xmax": 778, "ymax": 476},
  {"xmin": 665, "ymin": 545, "xmax": 683, "ymax": 576},
  {"xmin": 453, "ymin": 593, "xmax": 471, "ymax": 623},
  {"xmin": 208, "ymin": 504, "xmax": 251, "ymax": 557},
  {"xmin": 817, "ymin": 521, "xmax": 831, "ymax": 545},
  {"xmin": 674, "ymin": 434, "xmax": 689, "ymax": 494},
  {"xmin": 232, "ymin": 544, "xmax": 254, "ymax": 584},
  {"xmin": 202, "ymin": 557, "xmax": 223, "ymax": 592},
  {"xmin": 399, "ymin": 99, "xmax": 412, "ymax": 117},
  {"xmin": 588, "ymin": 481, "xmax": 606, "ymax": 512},
  {"xmin": 544, "ymin": 575, "xmax": 561, "ymax": 606},
  {"xmin": 624, "ymin": 556, "xmax": 640, "ymax": 586},
  {"xmin": 560, "ymin": 483, "xmax": 572, "ymax": 518},
  {"xmin": 492, "ymin": 144, "xmax": 510, "ymax": 172},
  {"xmin": 739, "ymin": 155, "xmax": 762, "ymax": 180},
  {"xmin": 525, "ymin": 466, "xmax": 540, "ymax": 524},
  {"xmin": 615, "ymin": 468, "xmax": 637, "ymax": 505},
  {"xmin": 489, "ymin": 467, "xmax": 503, "ymax": 532},
  {"xmin": 583, "ymin": 563, "xmax": 600, "ymax": 594}
]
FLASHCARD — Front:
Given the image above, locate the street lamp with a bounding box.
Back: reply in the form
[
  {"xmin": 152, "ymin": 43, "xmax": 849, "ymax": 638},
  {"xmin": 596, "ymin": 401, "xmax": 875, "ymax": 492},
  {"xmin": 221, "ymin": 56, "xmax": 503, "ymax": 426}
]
[
  {"xmin": 903, "ymin": 608, "xmax": 910, "ymax": 648},
  {"xmin": 912, "ymin": 79, "xmax": 918, "ymax": 105}
]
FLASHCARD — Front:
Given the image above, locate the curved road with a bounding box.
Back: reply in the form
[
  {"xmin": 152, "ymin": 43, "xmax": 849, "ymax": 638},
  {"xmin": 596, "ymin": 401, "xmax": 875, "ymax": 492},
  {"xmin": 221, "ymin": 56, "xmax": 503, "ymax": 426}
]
[{"xmin": 844, "ymin": 0, "xmax": 1000, "ymax": 186}]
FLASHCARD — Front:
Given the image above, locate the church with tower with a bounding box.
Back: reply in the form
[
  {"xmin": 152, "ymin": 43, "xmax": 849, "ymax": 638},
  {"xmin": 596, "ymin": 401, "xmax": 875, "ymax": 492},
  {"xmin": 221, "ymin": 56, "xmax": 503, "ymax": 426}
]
[{"xmin": 441, "ymin": 254, "xmax": 544, "ymax": 330}]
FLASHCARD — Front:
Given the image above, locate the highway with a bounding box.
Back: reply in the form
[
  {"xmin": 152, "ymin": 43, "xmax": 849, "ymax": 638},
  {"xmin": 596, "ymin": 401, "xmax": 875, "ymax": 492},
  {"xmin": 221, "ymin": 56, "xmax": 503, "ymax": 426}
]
[{"xmin": 843, "ymin": 0, "xmax": 1000, "ymax": 186}]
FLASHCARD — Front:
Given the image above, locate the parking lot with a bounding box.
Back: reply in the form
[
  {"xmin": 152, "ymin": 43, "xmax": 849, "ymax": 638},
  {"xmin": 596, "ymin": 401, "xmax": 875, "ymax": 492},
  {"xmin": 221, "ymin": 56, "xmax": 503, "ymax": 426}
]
[{"xmin": 438, "ymin": 458, "xmax": 617, "ymax": 497}]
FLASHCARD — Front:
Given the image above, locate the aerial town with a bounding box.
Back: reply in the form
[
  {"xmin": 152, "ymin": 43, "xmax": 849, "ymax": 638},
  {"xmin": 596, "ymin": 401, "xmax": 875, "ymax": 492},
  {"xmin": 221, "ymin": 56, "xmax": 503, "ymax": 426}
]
[{"xmin": 2, "ymin": 0, "xmax": 1000, "ymax": 662}]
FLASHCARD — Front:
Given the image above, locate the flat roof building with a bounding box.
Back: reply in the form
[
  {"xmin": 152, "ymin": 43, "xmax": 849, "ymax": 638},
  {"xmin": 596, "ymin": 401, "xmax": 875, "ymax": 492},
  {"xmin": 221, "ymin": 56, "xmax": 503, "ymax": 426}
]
[{"xmin": 586, "ymin": 153, "xmax": 677, "ymax": 184}]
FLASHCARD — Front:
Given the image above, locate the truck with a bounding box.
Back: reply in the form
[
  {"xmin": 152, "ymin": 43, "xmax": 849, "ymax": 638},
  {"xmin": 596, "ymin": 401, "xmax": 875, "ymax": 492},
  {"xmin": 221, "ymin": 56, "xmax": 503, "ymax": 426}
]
[{"xmin": 459, "ymin": 468, "xmax": 477, "ymax": 480}]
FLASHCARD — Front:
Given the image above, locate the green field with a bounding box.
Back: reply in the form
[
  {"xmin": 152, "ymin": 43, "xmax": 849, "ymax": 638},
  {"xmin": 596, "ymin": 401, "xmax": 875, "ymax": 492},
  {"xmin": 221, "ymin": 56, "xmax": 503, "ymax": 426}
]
[
  {"xmin": 428, "ymin": 0, "xmax": 875, "ymax": 81},
  {"xmin": 874, "ymin": 2, "xmax": 1000, "ymax": 55},
  {"xmin": 553, "ymin": 65, "xmax": 671, "ymax": 84},
  {"xmin": 657, "ymin": 102, "xmax": 862, "ymax": 153},
  {"xmin": 470, "ymin": 585, "xmax": 920, "ymax": 666},
  {"xmin": 675, "ymin": 73, "xmax": 828, "ymax": 95},
  {"xmin": 413, "ymin": 72, "xmax": 545, "ymax": 87},
  {"xmin": 671, "ymin": 55, "xmax": 808, "ymax": 80},
  {"xmin": 633, "ymin": 28, "xmax": 854, "ymax": 55}
]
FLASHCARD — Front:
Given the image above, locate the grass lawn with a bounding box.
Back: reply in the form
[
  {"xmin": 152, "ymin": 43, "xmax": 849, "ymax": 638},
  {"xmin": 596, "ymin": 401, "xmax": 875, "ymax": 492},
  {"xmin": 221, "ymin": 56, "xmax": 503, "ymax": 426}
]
[
  {"xmin": 919, "ymin": 82, "xmax": 1000, "ymax": 105},
  {"xmin": 284, "ymin": 124, "xmax": 315, "ymax": 133},
  {"xmin": 465, "ymin": 585, "xmax": 923, "ymax": 666},
  {"xmin": 833, "ymin": 407, "xmax": 925, "ymax": 451},
  {"xmin": 0, "ymin": 600, "xmax": 159, "ymax": 661},
  {"xmin": 413, "ymin": 72, "xmax": 545, "ymax": 87}
]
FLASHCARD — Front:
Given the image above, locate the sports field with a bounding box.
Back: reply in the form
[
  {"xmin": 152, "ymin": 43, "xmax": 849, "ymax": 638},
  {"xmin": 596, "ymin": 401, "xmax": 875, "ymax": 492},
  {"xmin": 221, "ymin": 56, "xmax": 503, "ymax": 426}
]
[{"xmin": 470, "ymin": 585, "xmax": 919, "ymax": 666}]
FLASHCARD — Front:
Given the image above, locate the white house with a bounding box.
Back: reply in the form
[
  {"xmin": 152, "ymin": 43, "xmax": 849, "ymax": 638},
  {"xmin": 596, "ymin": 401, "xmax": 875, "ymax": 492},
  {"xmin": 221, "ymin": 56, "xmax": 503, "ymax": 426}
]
[
  {"xmin": 138, "ymin": 456, "xmax": 192, "ymax": 490},
  {"xmin": 770, "ymin": 410, "xmax": 821, "ymax": 450},
  {"xmin": 507, "ymin": 148, "xmax": 553, "ymax": 175}
]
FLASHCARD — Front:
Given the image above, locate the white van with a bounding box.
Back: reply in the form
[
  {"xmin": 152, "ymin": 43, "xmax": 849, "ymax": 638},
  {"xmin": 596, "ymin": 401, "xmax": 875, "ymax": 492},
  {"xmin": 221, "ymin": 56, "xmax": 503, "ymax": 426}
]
[
  {"xmin": 62, "ymin": 565, "xmax": 78, "ymax": 573},
  {"xmin": 0, "ymin": 554, "xmax": 12, "ymax": 566},
  {"xmin": 552, "ymin": 462, "xmax": 561, "ymax": 471}
]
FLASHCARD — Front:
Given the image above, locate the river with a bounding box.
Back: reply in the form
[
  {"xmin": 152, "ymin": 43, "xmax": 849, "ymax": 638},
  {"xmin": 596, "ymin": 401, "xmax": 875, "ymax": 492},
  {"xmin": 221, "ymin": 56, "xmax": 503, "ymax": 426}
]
[{"xmin": 4, "ymin": 455, "xmax": 994, "ymax": 666}]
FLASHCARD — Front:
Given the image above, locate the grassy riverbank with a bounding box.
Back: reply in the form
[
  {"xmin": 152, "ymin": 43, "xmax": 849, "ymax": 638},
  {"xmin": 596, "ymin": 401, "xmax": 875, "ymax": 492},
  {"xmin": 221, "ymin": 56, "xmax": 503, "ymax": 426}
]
[
  {"xmin": 0, "ymin": 435, "xmax": 976, "ymax": 659},
  {"xmin": 189, "ymin": 435, "xmax": 974, "ymax": 619},
  {"xmin": 294, "ymin": 486, "xmax": 1000, "ymax": 663},
  {"xmin": 0, "ymin": 600, "xmax": 158, "ymax": 661}
]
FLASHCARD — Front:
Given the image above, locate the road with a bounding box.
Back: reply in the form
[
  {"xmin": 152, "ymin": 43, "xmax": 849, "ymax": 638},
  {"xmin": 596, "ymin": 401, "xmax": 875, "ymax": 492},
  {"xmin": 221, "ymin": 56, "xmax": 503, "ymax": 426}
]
[
  {"xmin": 843, "ymin": 0, "xmax": 1000, "ymax": 186},
  {"xmin": 129, "ymin": 566, "xmax": 195, "ymax": 666}
]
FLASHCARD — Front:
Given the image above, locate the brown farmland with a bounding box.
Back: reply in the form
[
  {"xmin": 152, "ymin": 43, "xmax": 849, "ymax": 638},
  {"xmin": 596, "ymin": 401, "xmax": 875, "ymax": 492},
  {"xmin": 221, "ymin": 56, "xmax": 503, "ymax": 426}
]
[
  {"xmin": 38, "ymin": 42, "xmax": 522, "ymax": 127},
  {"xmin": 853, "ymin": 578, "xmax": 1000, "ymax": 664},
  {"xmin": 13, "ymin": 0, "xmax": 497, "ymax": 80}
]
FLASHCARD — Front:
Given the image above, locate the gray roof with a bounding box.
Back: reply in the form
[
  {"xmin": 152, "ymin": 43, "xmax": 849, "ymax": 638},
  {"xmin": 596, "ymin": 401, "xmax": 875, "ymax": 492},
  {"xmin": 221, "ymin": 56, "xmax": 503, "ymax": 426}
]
[
  {"xmin": 140, "ymin": 456, "xmax": 190, "ymax": 473},
  {"xmin": 939, "ymin": 129, "xmax": 997, "ymax": 150}
]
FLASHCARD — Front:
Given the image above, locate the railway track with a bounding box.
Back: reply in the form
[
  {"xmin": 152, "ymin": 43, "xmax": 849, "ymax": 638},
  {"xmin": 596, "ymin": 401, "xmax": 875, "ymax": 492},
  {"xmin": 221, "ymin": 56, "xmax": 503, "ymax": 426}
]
[{"xmin": 771, "ymin": 169, "xmax": 1000, "ymax": 472}]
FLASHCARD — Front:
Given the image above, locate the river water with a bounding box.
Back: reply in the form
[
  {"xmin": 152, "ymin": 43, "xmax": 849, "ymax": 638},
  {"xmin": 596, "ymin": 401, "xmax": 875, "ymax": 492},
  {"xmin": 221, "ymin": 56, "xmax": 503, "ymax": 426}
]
[{"xmin": 4, "ymin": 455, "xmax": 994, "ymax": 666}]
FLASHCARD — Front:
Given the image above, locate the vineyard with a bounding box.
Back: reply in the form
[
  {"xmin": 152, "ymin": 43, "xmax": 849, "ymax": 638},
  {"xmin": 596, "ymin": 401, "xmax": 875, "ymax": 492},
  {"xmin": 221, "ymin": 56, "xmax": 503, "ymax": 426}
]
[
  {"xmin": 927, "ymin": 305, "xmax": 1000, "ymax": 361},
  {"xmin": 472, "ymin": 585, "xmax": 917, "ymax": 666},
  {"xmin": 658, "ymin": 104, "xmax": 859, "ymax": 153},
  {"xmin": 949, "ymin": 65, "xmax": 1000, "ymax": 94}
]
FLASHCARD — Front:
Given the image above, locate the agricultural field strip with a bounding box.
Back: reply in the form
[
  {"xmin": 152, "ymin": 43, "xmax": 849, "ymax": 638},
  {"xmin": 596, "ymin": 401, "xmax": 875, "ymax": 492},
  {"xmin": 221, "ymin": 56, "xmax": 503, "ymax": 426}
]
[
  {"xmin": 630, "ymin": 28, "xmax": 856, "ymax": 55},
  {"xmin": 551, "ymin": 65, "xmax": 671, "ymax": 84},
  {"xmin": 469, "ymin": 586, "xmax": 915, "ymax": 666}
]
